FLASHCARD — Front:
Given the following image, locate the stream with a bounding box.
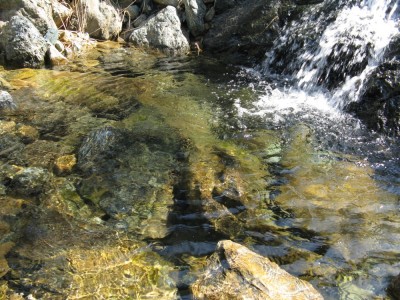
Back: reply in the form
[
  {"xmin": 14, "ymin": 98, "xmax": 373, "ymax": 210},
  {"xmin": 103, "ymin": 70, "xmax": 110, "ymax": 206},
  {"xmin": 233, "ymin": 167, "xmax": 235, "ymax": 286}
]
[{"xmin": 0, "ymin": 0, "xmax": 400, "ymax": 299}]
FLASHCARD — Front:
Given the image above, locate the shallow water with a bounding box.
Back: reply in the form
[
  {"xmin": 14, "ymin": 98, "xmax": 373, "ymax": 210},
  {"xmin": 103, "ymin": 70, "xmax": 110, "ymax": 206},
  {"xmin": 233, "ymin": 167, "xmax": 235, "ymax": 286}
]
[{"xmin": 0, "ymin": 42, "xmax": 399, "ymax": 299}]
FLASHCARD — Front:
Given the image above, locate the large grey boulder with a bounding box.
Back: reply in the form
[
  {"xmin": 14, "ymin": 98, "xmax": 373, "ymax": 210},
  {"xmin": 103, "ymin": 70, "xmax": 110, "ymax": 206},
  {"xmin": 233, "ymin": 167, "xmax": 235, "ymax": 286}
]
[
  {"xmin": 183, "ymin": 0, "xmax": 206, "ymax": 36},
  {"xmin": 0, "ymin": 15, "xmax": 48, "ymax": 68},
  {"xmin": 0, "ymin": 0, "xmax": 58, "ymax": 43},
  {"xmin": 129, "ymin": 6, "xmax": 190, "ymax": 55},
  {"xmin": 203, "ymin": 0, "xmax": 283, "ymax": 64},
  {"xmin": 192, "ymin": 240, "xmax": 324, "ymax": 300},
  {"xmin": 76, "ymin": 0, "xmax": 122, "ymax": 40}
]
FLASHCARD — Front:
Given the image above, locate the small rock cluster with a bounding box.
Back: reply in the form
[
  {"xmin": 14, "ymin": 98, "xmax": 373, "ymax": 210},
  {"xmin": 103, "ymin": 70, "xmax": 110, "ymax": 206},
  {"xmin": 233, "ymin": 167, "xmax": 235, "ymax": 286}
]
[
  {"xmin": 0, "ymin": 0, "xmax": 218, "ymax": 67},
  {"xmin": 0, "ymin": 0, "xmax": 98, "ymax": 68},
  {"xmin": 0, "ymin": 0, "xmax": 286, "ymax": 67}
]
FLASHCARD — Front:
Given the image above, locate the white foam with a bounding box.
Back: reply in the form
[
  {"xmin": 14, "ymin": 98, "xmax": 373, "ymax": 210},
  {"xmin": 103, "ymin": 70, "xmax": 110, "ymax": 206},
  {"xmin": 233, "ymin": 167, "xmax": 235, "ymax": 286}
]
[
  {"xmin": 297, "ymin": 0, "xmax": 399, "ymax": 102},
  {"xmin": 234, "ymin": 87, "xmax": 343, "ymax": 125},
  {"xmin": 252, "ymin": 0, "xmax": 399, "ymax": 118}
]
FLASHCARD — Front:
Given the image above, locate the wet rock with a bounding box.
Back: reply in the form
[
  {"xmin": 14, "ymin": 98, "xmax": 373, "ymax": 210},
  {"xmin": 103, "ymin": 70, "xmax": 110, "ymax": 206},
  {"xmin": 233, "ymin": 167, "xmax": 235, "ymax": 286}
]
[
  {"xmin": 77, "ymin": 121, "xmax": 182, "ymax": 237},
  {"xmin": 76, "ymin": 0, "xmax": 122, "ymax": 40},
  {"xmin": 0, "ymin": 91, "xmax": 17, "ymax": 111},
  {"xmin": 184, "ymin": 0, "xmax": 206, "ymax": 36},
  {"xmin": 77, "ymin": 126, "xmax": 126, "ymax": 175},
  {"xmin": 203, "ymin": 0, "xmax": 281, "ymax": 64},
  {"xmin": 345, "ymin": 61, "xmax": 400, "ymax": 136},
  {"xmin": 10, "ymin": 167, "xmax": 50, "ymax": 196},
  {"xmin": 17, "ymin": 125, "xmax": 39, "ymax": 143},
  {"xmin": 54, "ymin": 154, "xmax": 77, "ymax": 175},
  {"xmin": 0, "ymin": 15, "xmax": 48, "ymax": 68},
  {"xmin": 129, "ymin": 6, "xmax": 190, "ymax": 55},
  {"xmin": 0, "ymin": 242, "xmax": 14, "ymax": 278},
  {"xmin": 192, "ymin": 240, "xmax": 323, "ymax": 300},
  {"xmin": 388, "ymin": 273, "xmax": 400, "ymax": 299}
]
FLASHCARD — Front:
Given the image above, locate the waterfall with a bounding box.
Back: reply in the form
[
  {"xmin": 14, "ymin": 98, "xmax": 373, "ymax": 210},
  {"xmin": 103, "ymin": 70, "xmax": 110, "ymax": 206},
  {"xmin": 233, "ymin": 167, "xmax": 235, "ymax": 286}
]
[
  {"xmin": 297, "ymin": 0, "xmax": 398, "ymax": 108},
  {"xmin": 259, "ymin": 0, "xmax": 399, "ymax": 111}
]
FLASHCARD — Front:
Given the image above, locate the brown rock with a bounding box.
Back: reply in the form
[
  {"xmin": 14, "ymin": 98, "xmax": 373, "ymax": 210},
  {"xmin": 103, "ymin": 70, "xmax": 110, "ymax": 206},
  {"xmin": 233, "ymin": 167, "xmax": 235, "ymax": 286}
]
[
  {"xmin": 54, "ymin": 154, "xmax": 77, "ymax": 174},
  {"xmin": 0, "ymin": 242, "xmax": 14, "ymax": 278},
  {"xmin": 192, "ymin": 240, "xmax": 323, "ymax": 300},
  {"xmin": 17, "ymin": 125, "xmax": 39, "ymax": 143}
]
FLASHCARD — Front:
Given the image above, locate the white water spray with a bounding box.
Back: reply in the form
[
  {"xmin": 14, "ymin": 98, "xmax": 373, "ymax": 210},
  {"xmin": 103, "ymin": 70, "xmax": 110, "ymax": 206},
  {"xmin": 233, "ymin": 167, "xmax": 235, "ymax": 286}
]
[{"xmin": 239, "ymin": 0, "xmax": 399, "ymax": 122}]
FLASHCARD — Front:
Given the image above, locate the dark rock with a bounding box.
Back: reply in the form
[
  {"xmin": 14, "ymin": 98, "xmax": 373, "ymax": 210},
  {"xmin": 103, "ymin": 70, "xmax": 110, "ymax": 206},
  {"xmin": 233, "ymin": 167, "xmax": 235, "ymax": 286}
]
[
  {"xmin": 126, "ymin": 5, "xmax": 141, "ymax": 20},
  {"xmin": 265, "ymin": 0, "xmax": 351, "ymax": 81},
  {"xmin": 133, "ymin": 14, "xmax": 147, "ymax": 28},
  {"xmin": 388, "ymin": 273, "xmax": 400, "ymax": 299},
  {"xmin": 214, "ymin": 0, "xmax": 242, "ymax": 13},
  {"xmin": 345, "ymin": 61, "xmax": 400, "ymax": 136},
  {"xmin": 77, "ymin": 122, "xmax": 183, "ymax": 237},
  {"xmin": 295, "ymin": 0, "xmax": 324, "ymax": 4},
  {"xmin": 0, "ymin": 15, "xmax": 48, "ymax": 68},
  {"xmin": 203, "ymin": 0, "xmax": 282, "ymax": 64},
  {"xmin": 184, "ymin": 0, "xmax": 206, "ymax": 36},
  {"xmin": 204, "ymin": 6, "xmax": 215, "ymax": 22},
  {"xmin": 154, "ymin": 0, "xmax": 180, "ymax": 7},
  {"xmin": 77, "ymin": 126, "xmax": 126, "ymax": 175}
]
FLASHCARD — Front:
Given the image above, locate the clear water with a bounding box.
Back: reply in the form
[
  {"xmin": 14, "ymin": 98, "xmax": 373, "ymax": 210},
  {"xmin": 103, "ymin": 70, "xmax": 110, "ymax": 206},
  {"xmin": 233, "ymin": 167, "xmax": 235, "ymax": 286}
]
[{"xmin": 0, "ymin": 1, "xmax": 399, "ymax": 297}]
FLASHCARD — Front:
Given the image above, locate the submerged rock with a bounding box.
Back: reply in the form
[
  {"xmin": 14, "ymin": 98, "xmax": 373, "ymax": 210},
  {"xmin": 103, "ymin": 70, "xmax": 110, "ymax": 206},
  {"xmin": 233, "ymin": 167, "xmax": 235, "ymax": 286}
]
[
  {"xmin": 6, "ymin": 208, "xmax": 177, "ymax": 299},
  {"xmin": 192, "ymin": 240, "xmax": 323, "ymax": 300},
  {"xmin": 78, "ymin": 126, "xmax": 125, "ymax": 175},
  {"xmin": 77, "ymin": 122, "xmax": 182, "ymax": 237},
  {"xmin": 9, "ymin": 167, "xmax": 50, "ymax": 196},
  {"xmin": 0, "ymin": 91, "xmax": 17, "ymax": 111},
  {"xmin": 129, "ymin": 6, "xmax": 190, "ymax": 55},
  {"xmin": 0, "ymin": 15, "xmax": 48, "ymax": 68}
]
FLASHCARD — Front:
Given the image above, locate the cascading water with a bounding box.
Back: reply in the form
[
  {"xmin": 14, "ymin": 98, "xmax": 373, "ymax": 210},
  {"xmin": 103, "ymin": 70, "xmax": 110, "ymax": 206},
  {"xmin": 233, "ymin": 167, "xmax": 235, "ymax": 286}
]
[
  {"xmin": 230, "ymin": 1, "xmax": 400, "ymax": 298},
  {"xmin": 236, "ymin": 0, "xmax": 399, "ymax": 138}
]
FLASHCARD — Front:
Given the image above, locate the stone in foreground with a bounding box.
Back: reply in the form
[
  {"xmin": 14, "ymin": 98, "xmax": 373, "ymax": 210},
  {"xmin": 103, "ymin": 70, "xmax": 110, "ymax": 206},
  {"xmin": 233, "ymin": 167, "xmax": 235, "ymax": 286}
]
[{"xmin": 192, "ymin": 240, "xmax": 323, "ymax": 300}]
